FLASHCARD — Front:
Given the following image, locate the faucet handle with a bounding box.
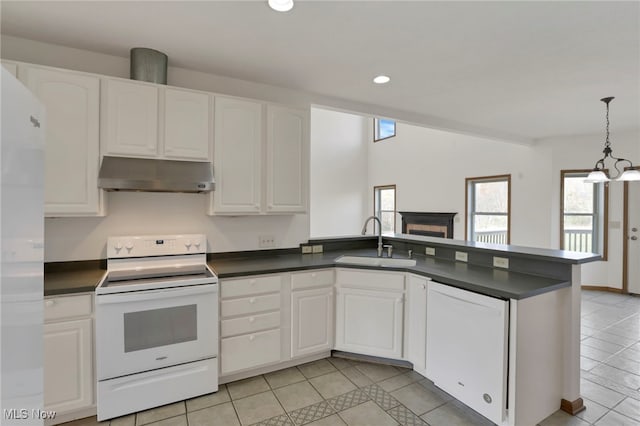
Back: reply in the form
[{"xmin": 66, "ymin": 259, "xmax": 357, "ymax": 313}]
[
  {"xmin": 383, "ymin": 244, "xmax": 393, "ymax": 258},
  {"xmin": 408, "ymin": 249, "xmax": 413, "ymax": 259}
]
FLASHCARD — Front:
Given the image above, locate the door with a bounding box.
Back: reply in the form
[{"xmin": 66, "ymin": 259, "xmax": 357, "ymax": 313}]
[
  {"xmin": 627, "ymin": 181, "xmax": 640, "ymax": 294},
  {"xmin": 335, "ymin": 287, "xmax": 403, "ymax": 359},
  {"xmin": 211, "ymin": 96, "xmax": 263, "ymax": 214},
  {"xmin": 163, "ymin": 88, "xmax": 211, "ymax": 161},
  {"xmin": 406, "ymin": 275, "xmax": 428, "ymax": 376},
  {"xmin": 265, "ymin": 105, "xmax": 307, "ymax": 213},
  {"xmin": 291, "ymin": 287, "xmax": 333, "ymax": 358},
  {"xmin": 25, "ymin": 66, "xmax": 103, "ymax": 216},
  {"xmin": 95, "ymin": 285, "xmax": 218, "ymax": 380},
  {"xmin": 103, "ymin": 79, "xmax": 158, "ymax": 157},
  {"xmin": 44, "ymin": 318, "xmax": 93, "ymax": 413}
]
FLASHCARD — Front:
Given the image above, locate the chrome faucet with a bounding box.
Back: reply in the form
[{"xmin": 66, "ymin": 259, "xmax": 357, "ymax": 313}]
[{"xmin": 361, "ymin": 216, "xmax": 383, "ymax": 257}]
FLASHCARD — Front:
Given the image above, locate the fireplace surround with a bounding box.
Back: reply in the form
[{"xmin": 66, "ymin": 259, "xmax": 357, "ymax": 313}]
[{"xmin": 399, "ymin": 212, "xmax": 457, "ymax": 239}]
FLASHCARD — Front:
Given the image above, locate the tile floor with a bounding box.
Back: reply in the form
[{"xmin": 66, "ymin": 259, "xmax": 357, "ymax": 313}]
[{"xmin": 64, "ymin": 290, "xmax": 640, "ymax": 426}]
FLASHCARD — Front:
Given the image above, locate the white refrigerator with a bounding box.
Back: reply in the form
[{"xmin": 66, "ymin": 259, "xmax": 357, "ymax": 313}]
[{"xmin": 1, "ymin": 67, "xmax": 45, "ymax": 425}]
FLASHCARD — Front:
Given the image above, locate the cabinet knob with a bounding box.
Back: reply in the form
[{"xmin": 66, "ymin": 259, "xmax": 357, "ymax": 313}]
[
  {"xmin": 250, "ymin": 279, "xmax": 256, "ymax": 285},
  {"xmin": 249, "ymin": 317, "xmax": 255, "ymax": 323},
  {"xmin": 45, "ymin": 300, "xmax": 55, "ymax": 307},
  {"xmin": 249, "ymin": 335, "xmax": 255, "ymax": 341},
  {"xmin": 249, "ymin": 298, "xmax": 256, "ymax": 304},
  {"xmin": 311, "ymin": 273, "xmax": 316, "ymax": 278},
  {"xmin": 421, "ymin": 284, "xmax": 426, "ymax": 290}
]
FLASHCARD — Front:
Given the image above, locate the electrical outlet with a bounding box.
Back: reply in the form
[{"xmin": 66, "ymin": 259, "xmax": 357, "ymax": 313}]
[
  {"xmin": 259, "ymin": 235, "xmax": 275, "ymax": 248},
  {"xmin": 493, "ymin": 257, "xmax": 509, "ymax": 269},
  {"xmin": 425, "ymin": 247, "xmax": 436, "ymax": 256},
  {"xmin": 455, "ymin": 251, "xmax": 468, "ymax": 262},
  {"xmin": 312, "ymin": 244, "xmax": 323, "ymax": 253},
  {"xmin": 301, "ymin": 245, "xmax": 313, "ymax": 254}
]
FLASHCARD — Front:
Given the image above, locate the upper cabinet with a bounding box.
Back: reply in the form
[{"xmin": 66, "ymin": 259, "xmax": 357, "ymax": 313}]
[
  {"xmin": 24, "ymin": 66, "xmax": 104, "ymax": 216},
  {"xmin": 209, "ymin": 97, "xmax": 308, "ymax": 215},
  {"xmin": 102, "ymin": 78, "xmax": 211, "ymax": 161}
]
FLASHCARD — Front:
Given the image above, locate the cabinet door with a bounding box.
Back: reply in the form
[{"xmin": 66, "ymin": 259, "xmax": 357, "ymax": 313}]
[
  {"xmin": 211, "ymin": 97, "xmax": 262, "ymax": 214},
  {"xmin": 44, "ymin": 318, "xmax": 93, "ymax": 413},
  {"xmin": 335, "ymin": 287, "xmax": 403, "ymax": 359},
  {"xmin": 163, "ymin": 88, "xmax": 211, "ymax": 160},
  {"xmin": 291, "ymin": 287, "xmax": 333, "ymax": 358},
  {"xmin": 25, "ymin": 67, "xmax": 103, "ymax": 216},
  {"xmin": 103, "ymin": 79, "xmax": 158, "ymax": 157},
  {"xmin": 406, "ymin": 275, "xmax": 428, "ymax": 376},
  {"xmin": 265, "ymin": 105, "xmax": 307, "ymax": 213}
]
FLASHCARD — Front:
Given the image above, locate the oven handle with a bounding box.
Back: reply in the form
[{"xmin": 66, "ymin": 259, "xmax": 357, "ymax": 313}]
[{"xmin": 95, "ymin": 285, "xmax": 217, "ymax": 305}]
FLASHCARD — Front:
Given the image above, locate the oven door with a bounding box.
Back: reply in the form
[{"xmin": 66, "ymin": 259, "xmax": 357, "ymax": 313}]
[{"xmin": 95, "ymin": 283, "xmax": 218, "ymax": 381}]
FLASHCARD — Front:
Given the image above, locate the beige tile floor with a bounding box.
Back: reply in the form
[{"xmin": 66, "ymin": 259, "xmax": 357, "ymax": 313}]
[{"xmin": 64, "ymin": 290, "xmax": 640, "ymax": 426}]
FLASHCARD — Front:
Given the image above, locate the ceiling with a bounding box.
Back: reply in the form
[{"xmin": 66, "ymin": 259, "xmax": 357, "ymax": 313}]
[{"xmin": 2, "ymin": 0, "xmax": 639, "ymax": 143}]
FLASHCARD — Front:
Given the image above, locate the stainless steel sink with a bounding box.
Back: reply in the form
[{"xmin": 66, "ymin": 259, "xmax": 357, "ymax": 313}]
[{"xmin": 334, "ymin": 255, "xmax": 417, "ymax": 268}]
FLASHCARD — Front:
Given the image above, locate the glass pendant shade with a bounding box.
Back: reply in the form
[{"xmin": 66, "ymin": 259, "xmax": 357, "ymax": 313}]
[
  {"xmin": 618, "ymin": 169, "xmax": 640, "ymax": 181},
  {"xmin": 585, "ymin": 170, "xmax": 610, "ymax": 183}
]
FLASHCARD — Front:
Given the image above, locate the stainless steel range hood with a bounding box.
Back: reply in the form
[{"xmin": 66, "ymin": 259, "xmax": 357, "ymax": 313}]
[{"xmin": 98, "ymin": 156, "xmax": 214, "ymax": 193}]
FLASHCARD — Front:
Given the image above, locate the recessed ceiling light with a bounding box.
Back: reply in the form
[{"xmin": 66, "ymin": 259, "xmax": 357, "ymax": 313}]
[
  {"xmin": 268, "ymin": 0, "xmax": 294, "ymax": 12},
  {"xmin": 373, "ymin": 75, "xmax": 390, "ymax": 84}
]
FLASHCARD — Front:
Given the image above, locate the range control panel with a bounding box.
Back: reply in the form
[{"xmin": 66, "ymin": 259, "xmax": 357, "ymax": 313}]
[{"xmin": 106, "ymin": 234, "xmax": 207, "ymax": 258}]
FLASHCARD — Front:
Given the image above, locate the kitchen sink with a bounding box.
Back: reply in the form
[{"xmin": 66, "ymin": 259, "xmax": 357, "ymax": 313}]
[{"xmin": 334, "ymin": 255, "xmax": 417, "ymax": 268}]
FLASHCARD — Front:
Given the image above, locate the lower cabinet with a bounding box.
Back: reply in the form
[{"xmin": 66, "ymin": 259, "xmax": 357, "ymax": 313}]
[
  {"xmin": 291, "ymin": 270, "xmax": 334, "ymax": 358},
  {"xmin": 335, "ymin": 269, "xmax": 404, "ymax": 359},
  {"xmin": 44, "ymin": 294, "xmax": 94, "ymax": 418},
  {"xmin": 406, "ymin": 274, "xmax": 429, "ymax": 376}
]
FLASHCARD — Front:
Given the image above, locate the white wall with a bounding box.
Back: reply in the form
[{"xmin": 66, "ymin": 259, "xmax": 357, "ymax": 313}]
[{"xmin": 310, "ymin": 108, "xmax": 369, "ymax": 237}]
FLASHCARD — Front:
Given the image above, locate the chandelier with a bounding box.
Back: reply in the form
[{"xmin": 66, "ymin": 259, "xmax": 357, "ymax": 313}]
[{"xmin": 585, "ymin": 97, "xmax": 640, "ymax": 182}]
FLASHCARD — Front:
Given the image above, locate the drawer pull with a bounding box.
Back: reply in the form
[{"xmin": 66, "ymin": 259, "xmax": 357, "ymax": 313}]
[
  {"xmin": 249, "ymin": 317, "xmax": 255, "ymax": 323},
  {"xmin": 249, "ymin": 298, "xmax": 256, "ymax": 304},
  {"xmin": 45, "ymin": 300, "xmax": 55, "ymax": 307},
  {"xmin": 249, "ymin": 335, "xmax": 255, "ymax": 341}
]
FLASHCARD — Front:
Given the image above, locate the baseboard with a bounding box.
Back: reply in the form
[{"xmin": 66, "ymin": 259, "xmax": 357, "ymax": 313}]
[
  {"xmin": 581, "ymin": 285, "xmax": 623, "ymax": 294},
  {"xmin": 45, "ymin": 406, "xmax": 96, "ymax": 426},
  {"xmin": 561, "ymin": 398, "xmax": 585, "ymax": 415}
]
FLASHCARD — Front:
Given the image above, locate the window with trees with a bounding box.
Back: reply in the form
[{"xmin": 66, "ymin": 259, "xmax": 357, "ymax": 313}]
[
  {"xmin": 374, "ymin": 185, "xmax": 396, "ymax": 234},
  {"xmin": 561, "ymin": 170, "xmax": 608, "ymax": 258},
  {"xmin": 466, "ymin": 175, "xmax": 510, "ymax": 244}
]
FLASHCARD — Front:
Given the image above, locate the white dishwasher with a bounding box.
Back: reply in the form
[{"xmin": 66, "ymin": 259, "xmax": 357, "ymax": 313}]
[{"xmin": 426, "ymin": 282, "xmax": 508, "ymax": 425}]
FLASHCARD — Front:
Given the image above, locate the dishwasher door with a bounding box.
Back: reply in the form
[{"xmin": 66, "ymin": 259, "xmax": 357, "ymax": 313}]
[{"xmin": 426, "ymin": 282, "xmax": 508, "ymax": 425}]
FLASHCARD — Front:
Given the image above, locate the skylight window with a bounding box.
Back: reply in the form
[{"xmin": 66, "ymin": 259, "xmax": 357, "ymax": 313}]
[{"xmin": 374, "ymin": 118, "xmax": 396, "ymax": 142}]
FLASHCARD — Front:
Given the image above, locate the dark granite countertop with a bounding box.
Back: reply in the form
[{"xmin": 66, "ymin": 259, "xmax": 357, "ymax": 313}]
[
  {"xmin": 44, "ymin": 247, "xmax": 570, "ymax": 300},
  {"xmin": 208, "ymin": 248, "xmax": 569, "ymax": 300}
]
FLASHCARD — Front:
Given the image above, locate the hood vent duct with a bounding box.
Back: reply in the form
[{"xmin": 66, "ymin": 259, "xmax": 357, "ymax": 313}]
[{"xmin": 98, "ymin": 156, "xmax": 214, "ymax": 193}]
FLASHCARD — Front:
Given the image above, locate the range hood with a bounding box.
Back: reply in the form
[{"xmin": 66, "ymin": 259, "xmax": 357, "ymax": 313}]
[{"xmin": 98, "ymin": 156, "xmax": 215, "ymax": 193}]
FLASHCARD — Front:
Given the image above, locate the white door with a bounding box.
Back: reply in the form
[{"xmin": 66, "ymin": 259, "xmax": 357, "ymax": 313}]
[
  {"xmin": 628, "ymin": 182, "xmax": 640, "ymax": 294},
  {"xmin": 103, "ymin": 79, "xmax": 158, "ymax": 157},
  {"xmin": 265, "ymin": 105, "xmax": 307, "ymax": 213},
  {"xmin": 44, "ymin": 318, "xmax": 93, "ymax": 413},
  {"xmin": 406, "ymin": 275, "xmax": 428, "ymax": 376},
  {"xmin": 25, "ymin": 66, "xmax": 103, "ymax": 216},
  {"xmin": 335, "ymin": 287, "xmax": 403, "ymax": 359},
  {"xmin": 163, "ymin": 88, "xmax": 211, "ymax": 161},
  {"xmin": 211, "ymin": 97, "xmax": 263, "ymax": 214},
  {"xmin": 291, "ymin": 287, "xmax": 333, "ymax": 358}
]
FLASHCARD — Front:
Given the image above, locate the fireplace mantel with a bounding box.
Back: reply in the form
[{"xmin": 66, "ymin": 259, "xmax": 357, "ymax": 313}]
[{"xmin": 399, "ymin": 212, "xmax": 457, "ymax": 239}]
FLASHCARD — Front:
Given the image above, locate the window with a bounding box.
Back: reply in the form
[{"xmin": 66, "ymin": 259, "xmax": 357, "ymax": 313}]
[
  {"xmin": 374, "ymin": 118, "xmax": 396, "ymax": 141},
  {"xmin": 374, "ymin": 185, "xmax": 396, "ymax": 234},
  {"xmin": 466, "ymin": 175, "xmax": 510, "ymax": 244},
  {"xmin": 561, "ymin": 170, "xmax": 608, "ymax": 258}
]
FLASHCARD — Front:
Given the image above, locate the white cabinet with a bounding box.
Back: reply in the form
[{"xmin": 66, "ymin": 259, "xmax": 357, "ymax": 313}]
[
  {"xmin": 426, "ymin": 282, "xmax": 508, "ymax": 425},
  {"xmin": 211, "ymin": 96, "xmax": 263, "ymax": 214},
  {"xmin": 102, "ymin": 79, "xmax": 159, "ymax": 157},
  {"xmin": 2, "ymin": 60, "xmax": 18, "ymax": 77},
  {"xmin": 24, "ymin": 66, "xmax": 104, "ymax": 216},
  {"xmin": 44, "ymin": 294, "xmax": 94, "ymax": 419},
  {"xmin": 266, "ymin": 105, "xmax": 307, "ymax": 213},
  {"xmin": 406, "ymin": 274, "xmax": 429, "ymax": 376},
  {"xmin": 102, "ymin": 79, "xmax": 211, "ymax": 160},
  {"xmin": 291, "ymin": 270, "xmax": 334, "ymax": 358},
  {"xmin": 335, "ymin": 269, "xmax": 404, "ymax": 359},
  {"xmin": 209, "ymin": 97, "xmax": 308, "ymax": 215},
  {"xmin": 219, "ymin": 274, "xmax": 284, "ymax": 375},
  {"xmin": 163, "ymin": 88, "xmax": 211, "ymax": 160}
]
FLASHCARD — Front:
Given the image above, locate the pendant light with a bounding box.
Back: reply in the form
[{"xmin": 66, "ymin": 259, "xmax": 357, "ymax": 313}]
[{"xmin": 585, "ymin": 97, "xmax": 640, "ymax": 182}]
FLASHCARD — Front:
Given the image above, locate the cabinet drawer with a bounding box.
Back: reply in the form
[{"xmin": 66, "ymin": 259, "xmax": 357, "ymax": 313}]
[
  {"xmin": 291, "ymin": 269, "xmax": 334, "ymax": 290},
  {"xmin": 221, "ymin": 311, "xmax": 280, "ymax": 337},
  {"xmin": 221, "ymin": 293, "xmax": 280, "ymax": 318},
  {"xmin": 221, "ymin": 329, "xmax": 281, "ymax": 374},
  {"xmin": 336, "ymin": 269, "xmax": 405, "ymax": 292},
  {"xmin": 221, "ymin": 275, "xmax": 281, "ymax": 299},
  {"xmin": 45, "ymin": 294, "xmax": 92, "ymax": 321}
]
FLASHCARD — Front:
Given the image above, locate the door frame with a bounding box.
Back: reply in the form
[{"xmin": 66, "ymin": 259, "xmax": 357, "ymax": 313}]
[{"xmin": 622, "ymin": 166, "xmax": 640, "ymax": 294}]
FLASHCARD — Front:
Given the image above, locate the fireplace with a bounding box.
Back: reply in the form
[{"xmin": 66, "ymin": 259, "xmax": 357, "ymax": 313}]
[{"xmin": 399, "ymin": 212, "xmax": 457, "ymax": 239}]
